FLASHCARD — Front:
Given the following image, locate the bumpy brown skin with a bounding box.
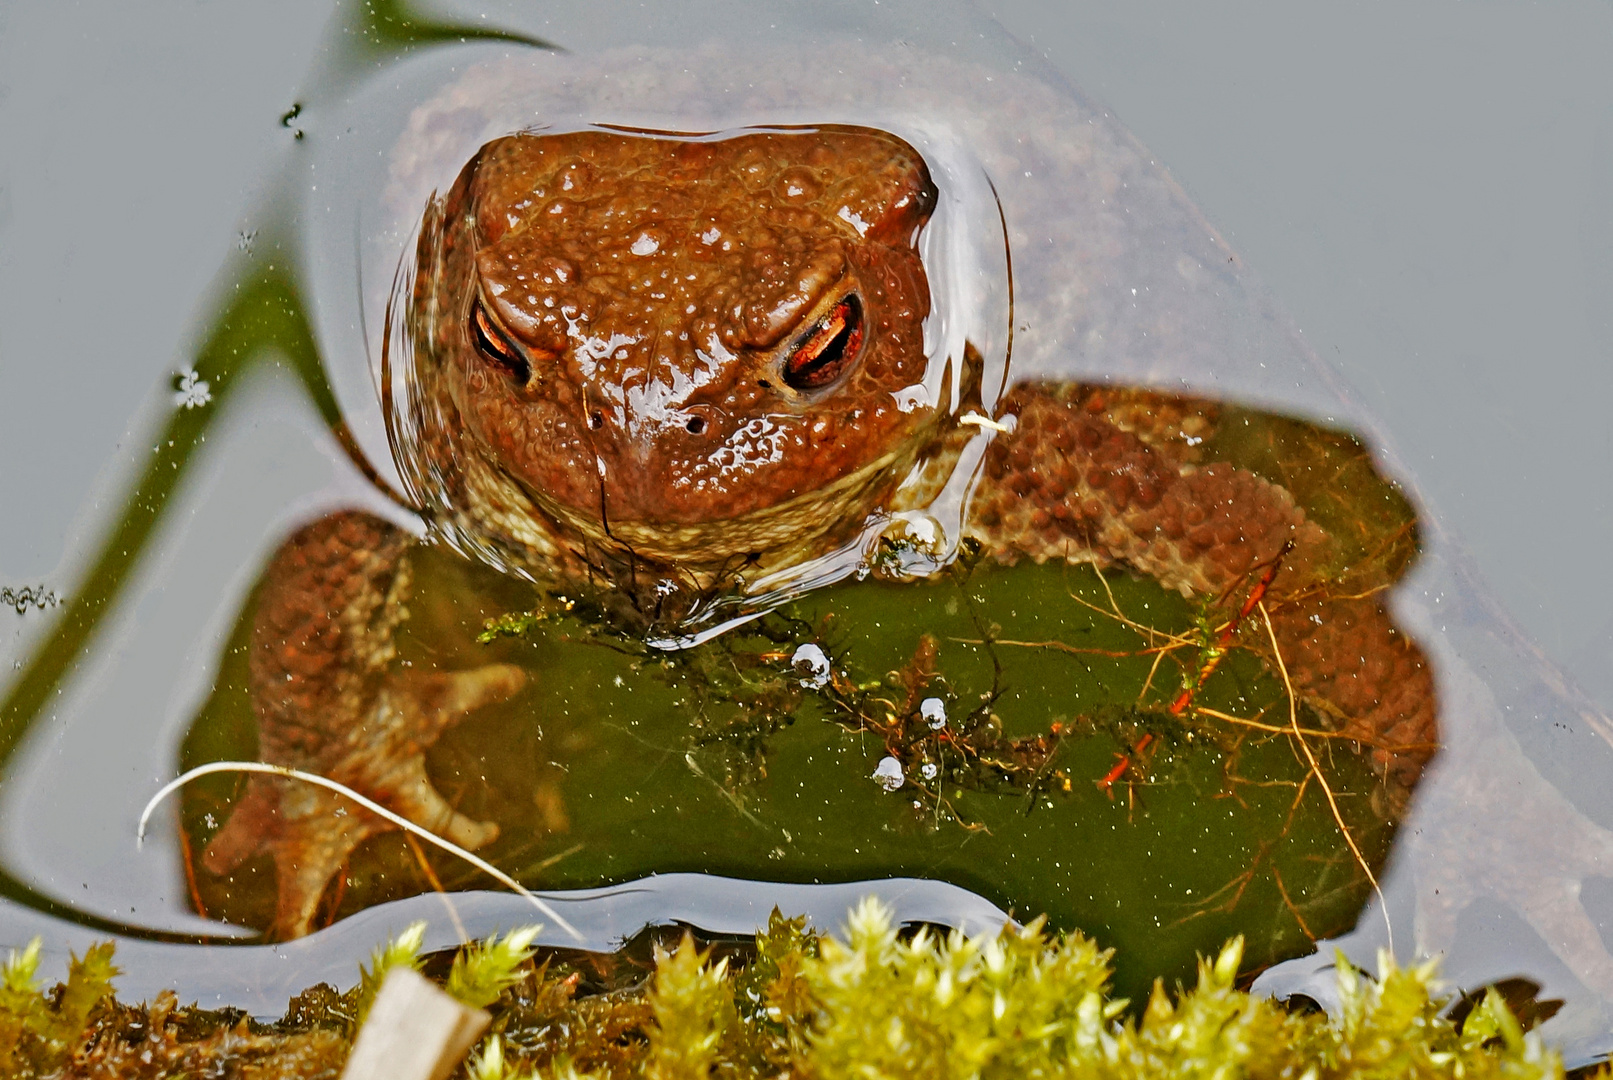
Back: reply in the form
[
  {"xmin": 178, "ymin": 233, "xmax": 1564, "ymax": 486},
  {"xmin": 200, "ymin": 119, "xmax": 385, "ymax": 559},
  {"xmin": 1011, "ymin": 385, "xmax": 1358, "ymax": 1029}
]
[
  {"xmin": 203, "ymin": 513, "xmax": 525, "ymax": 939},
  {"xmin": 965, "ymin": 383, "xmax": 1436, "ymax": 786},
  {"xmin": 210, "ymin": 128, "xmax": 1437, "ymax": 938},
  {"xmin": 408, "ymin": 127, "xmax": 940, "ymax": 570}
]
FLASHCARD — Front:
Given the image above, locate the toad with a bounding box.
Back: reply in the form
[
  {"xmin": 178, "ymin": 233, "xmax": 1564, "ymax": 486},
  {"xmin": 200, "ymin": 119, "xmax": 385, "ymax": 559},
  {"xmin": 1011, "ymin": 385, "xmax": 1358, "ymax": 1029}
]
[{"xmin": 203, "ymin": 126, "xmax": 1436, "ymax": 938}]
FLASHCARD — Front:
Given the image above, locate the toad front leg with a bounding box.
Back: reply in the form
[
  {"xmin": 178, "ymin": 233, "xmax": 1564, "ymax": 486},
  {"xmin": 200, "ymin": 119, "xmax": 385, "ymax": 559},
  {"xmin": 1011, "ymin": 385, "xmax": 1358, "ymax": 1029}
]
[{"xmin": 202, "ymin": 511, "xmax": 525, "ymax": 939}]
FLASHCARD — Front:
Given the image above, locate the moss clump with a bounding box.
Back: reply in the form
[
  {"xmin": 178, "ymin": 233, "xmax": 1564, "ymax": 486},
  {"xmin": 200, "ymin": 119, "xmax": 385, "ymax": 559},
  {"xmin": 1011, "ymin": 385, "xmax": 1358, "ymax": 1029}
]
[
  {"xmin": 0, "ymin": 937, "xmax": 345, "ymax": 1077},
  {"xmin": 0, "ymin": 939, "xmax": 118, "ymax": 1074},
  {"xmin": 0, "ymin": 901, "xmax": 1569, "ymax": 1078}
]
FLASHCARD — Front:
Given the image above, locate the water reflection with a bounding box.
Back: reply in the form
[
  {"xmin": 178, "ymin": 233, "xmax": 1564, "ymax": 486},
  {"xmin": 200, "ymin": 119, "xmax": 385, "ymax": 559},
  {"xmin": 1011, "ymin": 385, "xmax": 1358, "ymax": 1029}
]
[{"xmin": 1, "ymin": 0, "xmax": 1611, "ymax": 1065}]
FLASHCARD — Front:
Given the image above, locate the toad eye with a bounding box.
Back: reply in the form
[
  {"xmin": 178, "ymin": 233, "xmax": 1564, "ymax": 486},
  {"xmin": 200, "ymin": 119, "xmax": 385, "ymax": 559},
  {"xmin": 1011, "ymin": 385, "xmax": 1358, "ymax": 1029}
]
[
  {"xmin": 783, "ymin": 294, "xmax": 864, "ymax": 391},
  {"xmin": 469, "ymin": 299, "xmax": 531, "ymax": 384}
]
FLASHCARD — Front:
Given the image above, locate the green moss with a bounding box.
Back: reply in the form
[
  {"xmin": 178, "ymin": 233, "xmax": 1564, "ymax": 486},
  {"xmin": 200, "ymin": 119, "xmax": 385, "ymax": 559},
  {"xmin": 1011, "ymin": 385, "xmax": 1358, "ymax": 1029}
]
[
  {"xmin": 353, "ymin": 919, "xmax": 426, "ymax": 1029},
  {"xmin": 449, "ymin": 927, "xmax": 543, "ymax": 1011},
  {"xmin": 0, "ymin": 939, "xmax": 119, "ymax": 1074},
  {"xmin": 0, "ymin": 902, "xmax": 1570, "ymax": 1078}
]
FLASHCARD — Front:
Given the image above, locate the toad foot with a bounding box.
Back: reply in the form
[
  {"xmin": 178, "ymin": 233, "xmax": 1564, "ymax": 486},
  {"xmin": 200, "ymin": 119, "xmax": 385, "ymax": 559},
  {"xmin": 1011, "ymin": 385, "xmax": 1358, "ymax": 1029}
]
[{"xmin": 202, "ymin": 511, "xmax": 526, "ymax": 939}]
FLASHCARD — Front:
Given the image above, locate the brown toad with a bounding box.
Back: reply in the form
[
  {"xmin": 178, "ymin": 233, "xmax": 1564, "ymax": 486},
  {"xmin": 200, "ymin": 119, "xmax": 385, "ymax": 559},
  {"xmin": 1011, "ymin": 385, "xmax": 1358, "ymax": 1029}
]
[{"xmin": 204, "ymin": 126, "xmax": 1436, "ymax": 938}]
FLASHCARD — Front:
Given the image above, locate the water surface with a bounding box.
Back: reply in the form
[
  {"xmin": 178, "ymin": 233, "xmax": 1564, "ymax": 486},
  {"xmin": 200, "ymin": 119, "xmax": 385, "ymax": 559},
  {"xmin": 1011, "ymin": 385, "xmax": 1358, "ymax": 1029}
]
[{"xmin": 2, "ymin": 0, "xmax": 1612, "ymax": 1066}]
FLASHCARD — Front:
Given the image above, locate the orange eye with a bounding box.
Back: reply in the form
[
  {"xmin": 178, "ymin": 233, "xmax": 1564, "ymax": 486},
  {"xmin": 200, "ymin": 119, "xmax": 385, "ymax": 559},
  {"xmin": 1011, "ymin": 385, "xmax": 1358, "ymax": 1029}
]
[
  {"xmin": 784, "ymin": 294, "xmax": 864, "ymax": 391},
  {"xmin": 469, "ymin": 299, "xmax": 531, "ymax": 384}
]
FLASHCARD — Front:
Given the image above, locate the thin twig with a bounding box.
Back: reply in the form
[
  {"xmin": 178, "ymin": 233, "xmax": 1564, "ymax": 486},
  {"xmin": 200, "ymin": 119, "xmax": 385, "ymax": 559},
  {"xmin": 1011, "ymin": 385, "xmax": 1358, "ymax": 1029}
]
[
  {"xmin": 176, "ymin": 826, "xmax": 208, "ymax": 921},
  {"xmin": 1193, "ymin": 706, "xmax": 1357, "ymax": 741},
  {"xmin": 1259, "ymin": 601, "xmax": 1393, "ymax": 953},
  {"xmin": 1271, "ymin": 863, "xmax": 1316, "ymax": 941},
  {"xmin": 1069, "ymin": 573, "xmax": 1197, "ymax": 649},
  {"xmin": 405, "ymin": 833, "xmax": 469, "ymax": 943},
  {"xmin": 1138, "ymin": 646, "xmax": 1168, "ymax": 704},
  {"xmin": 683, "ymin": 752, "xmax": 772, "ymax": 834},
  {"xmin": 529, "ymin": 842, "xmax": 585, "ymax": 874},
  {"xmin": 948, "ymin": 637, "xmax": 1167, "ymax": 659}
]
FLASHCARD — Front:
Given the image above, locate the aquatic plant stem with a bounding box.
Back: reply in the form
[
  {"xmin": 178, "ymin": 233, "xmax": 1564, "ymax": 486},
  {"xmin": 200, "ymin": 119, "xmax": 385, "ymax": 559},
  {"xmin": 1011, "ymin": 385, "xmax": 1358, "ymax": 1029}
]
[
  {"xmin": 136, "ymin": 761, "xmax": 582, "ymax": 941},
  {"xmin": 1259, "ymin": 601, "xmax": 1393, "ymax": 953}
]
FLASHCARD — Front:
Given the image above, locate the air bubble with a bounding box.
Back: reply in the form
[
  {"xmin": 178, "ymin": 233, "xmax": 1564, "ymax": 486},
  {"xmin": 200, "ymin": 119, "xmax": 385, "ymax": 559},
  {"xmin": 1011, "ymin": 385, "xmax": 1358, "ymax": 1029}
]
[
  {"xmin": 872, "ymin": 756, "xmax": 904, "ymax": 792},
  {"xmin": 791, "ymin": 643, "xmax": 831, "ymax": 689}
]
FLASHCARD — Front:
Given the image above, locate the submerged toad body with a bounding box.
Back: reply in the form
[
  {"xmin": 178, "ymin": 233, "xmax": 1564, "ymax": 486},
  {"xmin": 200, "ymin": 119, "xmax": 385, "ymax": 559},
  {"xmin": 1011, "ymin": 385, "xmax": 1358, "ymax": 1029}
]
[{"xmin": 205, "ymin": 126, "xmax": 1437, "ymax": 938}]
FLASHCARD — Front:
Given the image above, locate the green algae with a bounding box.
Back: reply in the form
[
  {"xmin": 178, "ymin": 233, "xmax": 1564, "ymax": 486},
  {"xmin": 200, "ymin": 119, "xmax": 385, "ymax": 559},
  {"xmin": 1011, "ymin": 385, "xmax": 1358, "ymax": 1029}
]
[
  {"xmin": 0, "ymin": 904, "xmax": 1567, "ymax": 1079},
  {"xmin": 181, "ymin": 545, "xmax": 1399, "ymax": 1002}
]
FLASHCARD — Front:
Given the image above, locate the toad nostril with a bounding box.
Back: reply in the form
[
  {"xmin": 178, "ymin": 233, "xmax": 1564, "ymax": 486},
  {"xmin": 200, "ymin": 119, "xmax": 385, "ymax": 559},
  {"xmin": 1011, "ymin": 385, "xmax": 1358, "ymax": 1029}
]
[
  {"xmin": 589, "ymin": 411, "xmax": 604, "ymax": 430},
  {"xmin": 685, "ymin": 416, "xmax": 706, "ymax": 435}
]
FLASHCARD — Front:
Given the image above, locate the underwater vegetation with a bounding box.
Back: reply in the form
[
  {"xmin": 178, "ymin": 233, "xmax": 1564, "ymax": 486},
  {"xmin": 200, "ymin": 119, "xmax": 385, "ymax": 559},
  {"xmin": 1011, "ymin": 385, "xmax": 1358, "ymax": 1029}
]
[
  {"xmin": 180, "ymin": 537, "xmax": 1415, "ymax": 999},
  {"xmin": 0, "ymin": 900, "xmax": 1568, "ymax": 1078}
]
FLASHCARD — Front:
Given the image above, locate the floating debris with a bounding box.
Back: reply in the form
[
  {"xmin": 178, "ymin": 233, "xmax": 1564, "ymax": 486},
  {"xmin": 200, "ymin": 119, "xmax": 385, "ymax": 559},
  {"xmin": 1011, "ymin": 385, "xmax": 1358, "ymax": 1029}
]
[
  {"xmin": 173, "ymin": 367, "xmax": 212, "ymax": 410},
  {"xmin": 790, "ymin": 643, "xmax": 831, "ymax": 689},
  {"xmin": 1, "ymin": 585, "xmax": 58, "ymax": 615},
  {"xmin": 872, "ymin": 756, "xmax": 904, "ymax": 792}
]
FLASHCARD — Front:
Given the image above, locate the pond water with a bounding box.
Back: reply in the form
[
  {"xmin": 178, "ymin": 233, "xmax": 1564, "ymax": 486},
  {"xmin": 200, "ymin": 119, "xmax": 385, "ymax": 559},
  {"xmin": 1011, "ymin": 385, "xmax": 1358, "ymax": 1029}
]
[{"xmin": 2, "ymin": 0, "xmax": 1612, "ymax": 1067}]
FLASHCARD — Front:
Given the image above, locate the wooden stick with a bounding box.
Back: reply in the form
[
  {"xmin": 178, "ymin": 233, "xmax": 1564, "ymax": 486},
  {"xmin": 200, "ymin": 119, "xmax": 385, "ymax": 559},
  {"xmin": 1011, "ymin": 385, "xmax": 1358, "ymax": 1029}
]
[{"xmin": 340, "ymin": 968, "xmax": 488, "ymax": 1080}]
